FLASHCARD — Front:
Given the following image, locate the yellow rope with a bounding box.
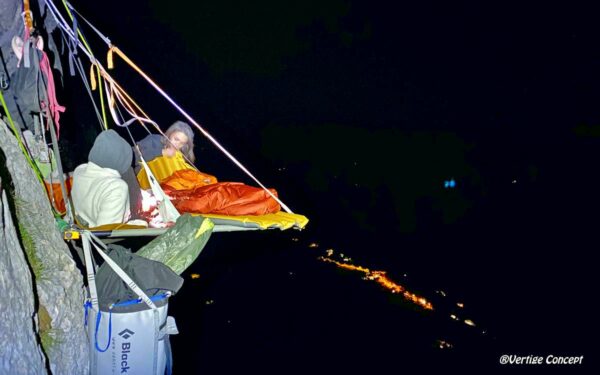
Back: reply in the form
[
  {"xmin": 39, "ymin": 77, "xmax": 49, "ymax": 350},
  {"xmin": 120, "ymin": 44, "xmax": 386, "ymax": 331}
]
[
  {"xmin": 0, "ymin": 90, "xmax": 47, "ymax": 189},
  {"xmin": 61, "ymin": 0, "xmax": 108, "ymax": 129}
]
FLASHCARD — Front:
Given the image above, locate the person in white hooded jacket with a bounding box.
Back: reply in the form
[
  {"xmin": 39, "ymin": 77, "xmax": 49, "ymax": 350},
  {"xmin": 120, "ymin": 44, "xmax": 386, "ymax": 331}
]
[{"xmin": 72, "ymin": 129, "xmax": 146, "ymax": 228}]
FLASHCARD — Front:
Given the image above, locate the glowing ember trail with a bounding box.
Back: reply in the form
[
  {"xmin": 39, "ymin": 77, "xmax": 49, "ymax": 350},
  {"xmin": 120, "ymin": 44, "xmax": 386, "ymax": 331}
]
[{"xmin": 318, "ymin": 256, "xmax": 434, "ymax": 310}]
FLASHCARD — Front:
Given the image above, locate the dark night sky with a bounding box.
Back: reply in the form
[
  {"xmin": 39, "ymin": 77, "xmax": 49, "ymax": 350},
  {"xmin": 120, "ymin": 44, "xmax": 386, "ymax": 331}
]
[
  {"xmin": 67, "ymin": 0, "xmax": 600, "ymax": 234},
  {"xmin": 57, "ymin": 0, "xmax": 598, "ymax": 371}
]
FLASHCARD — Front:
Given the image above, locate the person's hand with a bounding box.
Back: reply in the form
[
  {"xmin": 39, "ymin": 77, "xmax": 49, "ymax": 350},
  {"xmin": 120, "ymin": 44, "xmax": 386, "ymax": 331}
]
[{"xmin": 162, "ymin": 147, "xmax": 176, "ymax": 158}]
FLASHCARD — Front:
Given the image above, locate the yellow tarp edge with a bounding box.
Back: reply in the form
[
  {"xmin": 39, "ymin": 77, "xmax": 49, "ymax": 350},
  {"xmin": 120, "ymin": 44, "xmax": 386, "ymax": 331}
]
[
  {"xmin": 195, "ymin": 217, "xmax": 215, "ymax": 239},
  {"xmin": 196, "ymin": 211, "xmax": 309, "ymax": 230},
  {"xmin": 83, "ymin": 223, "xmax": 148, "ymax": 231},
  {"xmin": 81, "ymin": 212, "xmax": 307, "ymax": 232}
]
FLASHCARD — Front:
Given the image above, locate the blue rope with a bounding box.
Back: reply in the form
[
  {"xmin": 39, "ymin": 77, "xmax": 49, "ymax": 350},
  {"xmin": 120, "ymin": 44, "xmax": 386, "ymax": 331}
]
[
  {"xmin": 112, "ymin": 293, "xmax": 169, "ymax": 308},
  {"xmin": 94, "ymin": 310, "xmax": 112, "ymax": 352},
  {"xmin": 83, "ymin": 300, "xmax": 92, "ymax": 326},
  {"xmin": 165, "ymin": 335, "xmax": 173, "ymax": 375}
]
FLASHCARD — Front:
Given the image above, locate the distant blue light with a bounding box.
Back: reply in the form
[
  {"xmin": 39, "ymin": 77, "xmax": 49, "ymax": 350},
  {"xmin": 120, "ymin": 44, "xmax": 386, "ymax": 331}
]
[{"xmin": 444, "ymin": 179, "xmax": 456, "ymax": 189}]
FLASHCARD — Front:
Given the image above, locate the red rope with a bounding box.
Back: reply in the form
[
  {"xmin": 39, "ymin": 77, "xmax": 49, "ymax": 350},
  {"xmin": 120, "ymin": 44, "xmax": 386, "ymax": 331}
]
[{"xmin": 39, "ymin": 51, "xmax": 66, "ymax": 138}]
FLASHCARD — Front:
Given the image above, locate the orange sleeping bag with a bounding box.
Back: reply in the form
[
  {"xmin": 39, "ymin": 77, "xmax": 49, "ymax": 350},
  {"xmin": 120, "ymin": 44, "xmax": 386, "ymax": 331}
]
[
  {"xmin": 160, "ymin": 169, "xmax": 217, "ymax": 190},
  {"xmin": 44, "ymin": 177, "xmax": 73, "ymax": 214},
  {"xmin": 161, "ymin": 170, "xmax": 280, "ymax": 216}
]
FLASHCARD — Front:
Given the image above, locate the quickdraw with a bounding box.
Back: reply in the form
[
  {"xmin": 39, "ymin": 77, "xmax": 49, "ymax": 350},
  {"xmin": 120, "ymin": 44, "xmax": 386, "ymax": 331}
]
[{"xmin": 0, "ymin": 72, "xmax": 8, "ymax": 90}]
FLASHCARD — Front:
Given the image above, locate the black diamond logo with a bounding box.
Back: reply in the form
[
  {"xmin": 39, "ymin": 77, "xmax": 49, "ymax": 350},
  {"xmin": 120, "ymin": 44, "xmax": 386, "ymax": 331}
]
[{"xmin": 118, "ymin": 329, "xmax": 135, "ymax": 339}]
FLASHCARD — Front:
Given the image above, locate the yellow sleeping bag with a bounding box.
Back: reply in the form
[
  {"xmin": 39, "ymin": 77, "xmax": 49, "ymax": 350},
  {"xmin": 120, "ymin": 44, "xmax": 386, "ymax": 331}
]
[{"xmin": 136, "ymin": 152, "xmax": 195, "ymax": 190}]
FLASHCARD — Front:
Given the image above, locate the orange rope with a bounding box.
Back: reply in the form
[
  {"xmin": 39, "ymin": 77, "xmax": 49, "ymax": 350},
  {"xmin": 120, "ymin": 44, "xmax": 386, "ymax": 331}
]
[
  {"xmin": 105, "ymin": 46, "xmax": 166, "ymax": 124},
  {"xmin": 23, "ymin": 0, "xmax": 33, "ymax": 31},
  {"xmin": 98, "ymin": 66, "xmax": 157, "ymax": 130},
  {"xmin": 89, "ymin": 63, "xmax": 97, "ymax": 90},
  {"xmin": 96, "ymin": 65, "xmax": 173, "ymax": 143},
  {"xmin": 99, "ymin": 58, "xmax": 149, "ymax": 118}
]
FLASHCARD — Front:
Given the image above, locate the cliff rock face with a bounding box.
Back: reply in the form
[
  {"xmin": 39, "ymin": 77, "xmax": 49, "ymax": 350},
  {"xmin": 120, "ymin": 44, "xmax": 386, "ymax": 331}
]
[
  {"xmin": 0, "ymin": 184, "xmax": 47, "ymax": 374},
  {"xmin": 0, "ymin": 119, "xmax": 89, "ymax": 374}
]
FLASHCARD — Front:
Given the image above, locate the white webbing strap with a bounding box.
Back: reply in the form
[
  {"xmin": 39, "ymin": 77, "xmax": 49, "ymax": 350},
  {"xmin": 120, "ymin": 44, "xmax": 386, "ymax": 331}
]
[
  {"xmin": 82, "ymin": 232, "xmax": 100, "ymax": 310},
  {"xmin": 137, "ymin": 151, "xmax": 181, "ymax": 223},
  {"xmin": 82, "ymin": 231, "xmax": 157, "ymax": 310}
]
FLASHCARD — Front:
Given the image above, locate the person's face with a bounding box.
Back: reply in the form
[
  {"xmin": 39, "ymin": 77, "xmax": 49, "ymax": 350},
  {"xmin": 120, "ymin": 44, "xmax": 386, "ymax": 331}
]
[{"xmin": 168, "ymin": 131, "xmax": 188, "ymax": 151}]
